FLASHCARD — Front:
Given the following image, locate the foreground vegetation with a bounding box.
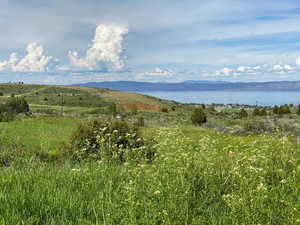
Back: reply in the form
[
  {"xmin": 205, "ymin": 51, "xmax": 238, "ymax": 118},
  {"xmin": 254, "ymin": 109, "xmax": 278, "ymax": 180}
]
[{"xmin": 0, "ymin": 83, "xmax": 299, "ymax": 224}]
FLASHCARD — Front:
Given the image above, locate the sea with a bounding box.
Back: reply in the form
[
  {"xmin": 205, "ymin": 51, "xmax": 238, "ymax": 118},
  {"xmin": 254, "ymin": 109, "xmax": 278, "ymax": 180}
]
[{"xmin": 139, "ymin": 91, "xmax": 300, "ymax": 106}]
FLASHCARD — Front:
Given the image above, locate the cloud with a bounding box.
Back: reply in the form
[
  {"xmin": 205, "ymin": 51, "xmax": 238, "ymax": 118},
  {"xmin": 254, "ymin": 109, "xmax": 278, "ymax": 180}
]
[
  {"xmin": 215, "ymin": 67, "xmax": 233, "ymax": 76},
  {"xmin": 272, "ymin": 64, "xmax": 283, "ymax": 71},
  {"xmin": 0, "ymin": 42, "xmax": 53, "ymax": 72},
  {"xmin": 65, "ymin": 24, "xmax": 128, "ymax": 71},
  {"xmin": 211, "ymin": 62, "xmax": 297, "ymax": 78},
  {"xmin": 270, "ymin": 64, "xmax": 294, "ymax": 72},
  {"xmin": 138, "ymin": 68, "xmax": 173, "ymax": 78},
  {"xmin": 296, "ymin": 58, "xmax": 300, "ymax": 66}
]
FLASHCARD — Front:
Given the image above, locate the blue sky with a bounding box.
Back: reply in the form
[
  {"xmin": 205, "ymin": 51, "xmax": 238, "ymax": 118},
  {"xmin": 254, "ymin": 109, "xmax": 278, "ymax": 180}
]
[{"xmin": 1, "ymin": 0, "xmax": 300, "ymax": 83}]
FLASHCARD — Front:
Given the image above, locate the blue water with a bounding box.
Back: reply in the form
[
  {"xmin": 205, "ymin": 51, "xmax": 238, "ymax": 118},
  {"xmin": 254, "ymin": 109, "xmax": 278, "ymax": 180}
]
[{"xmin": 139, "ymin": 91, "xmax": 300, "ymax": 106}]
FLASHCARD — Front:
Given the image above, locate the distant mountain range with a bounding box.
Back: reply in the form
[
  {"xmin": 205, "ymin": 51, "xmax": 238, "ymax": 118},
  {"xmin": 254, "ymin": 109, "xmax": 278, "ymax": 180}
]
[{"xmin": 74, "ymin": 80, "xmax": 300, "ymax": 92}]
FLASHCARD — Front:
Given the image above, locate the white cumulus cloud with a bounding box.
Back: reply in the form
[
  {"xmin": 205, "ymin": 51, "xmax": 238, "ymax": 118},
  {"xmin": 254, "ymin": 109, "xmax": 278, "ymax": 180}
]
[
  {"xmin": 138, "ymin": 68, "xmax": 173, "ymax": 77},
  {"xmin": 66, "ymin": 24, "xmax": 128, "ymax": 71},
  {"xmin": 215, "ymin": 67, "xmax": 233, "ymax": 76},
  {"xmin": 0, "ymin": 43, "xmax": 53, "ymax": 72},
  {"xmin": 211, "ymin": 63, "xmax": 297, "ymax": 78}
]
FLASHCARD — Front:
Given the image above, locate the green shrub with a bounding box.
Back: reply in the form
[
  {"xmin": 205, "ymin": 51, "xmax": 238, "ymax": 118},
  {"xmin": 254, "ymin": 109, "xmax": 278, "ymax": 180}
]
[
  {"xmin": 135, "ymin": 116, "xmax": 145, "ymax": 127},
  {"xmin": 63, "ymin": 120, "xmax": 156, "ymax": 162},
  {"xmin": 241, "ymin": 119, "xmax": 273, "ymax": 134},
  {"xmin": 0, "ymin": 97, "xmax": 29, "ymax": 114},
  {"xmin": 297, "ymin": 104, "xmax": 300, "ymax": 115},
  {"xmin": 208, "ymin": 105, "xmax": 216, "ymax": 112},
  {"xmin": 109, "ymin": 103, "xmax": 117, "ymax": 118},
  {"xmin": 274, "ymin": 105, "xmax": 291, "ymax": 115},
  {"xmin": 191, "ymin": 107, "xmax": 207, "ymax": 126},
  {"xmin": 252, "ymin": 107, "xmax": 267, "ymax": 116},
  {"xmin": 0, "ymin": 113, "xmax": 14, "ymax": 122},
  {"xmin": 161, "ymin": 107, "xmax": 169, "ymax": 113},
  {"xmin": 279, "ymin": 104, "xmax": 291, "ymax": 114},
  {"xmin": 238, "ymin": 108, "xmax": 248, "ymax": 118},
  {"xmin": 273, "ymin": 105, "xmax": 279, "ymax": 114}
]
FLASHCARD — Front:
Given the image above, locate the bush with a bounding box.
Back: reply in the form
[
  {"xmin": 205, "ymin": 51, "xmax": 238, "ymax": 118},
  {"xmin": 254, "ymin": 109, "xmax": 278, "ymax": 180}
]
[
  {"xmin": 161, "ymin": 107, "xmax": 169, "ymax": 113},
  {"xmin": 297, "ymin": 104, "xmax": 300, "ymax": 115},
  {"xmin": 273, "ymin": 105, "xmax": 279, "ymax": 115},
  {"xmin": 238, "ymin": 108, "xmax": 248, "ymax": 118},
  {"xmin": 191, "ymin": 107, "xmax": 207, "ymax": 126},
  {"xmin": 279, "ymin": 105, "xmax": 291, "ymax": 114},
  {"xmin": 241, "ymin": 119, "xmax": 273, "ymax": 134},
  {"xmin": 0, "ymin": 113, "xmax": 14, "ymax": 122},
  {"xmin": 109, "ymin": 103, "xmax": 117, "ymax": 118},
  {"xmin": 252, "ymin": 107, "xmax": 267, "ymax": 116},
  {"xmin": 135, "ymin": 116, "xmax": 145, "ymax": 127},
  {"xmin": 273, "ymin": 104, "xmax": 291, "ymax": 115},
  {"xmin": 0, "ymin": 97, "xmax": 29, "ymax": 114},
  {"xmin": 63, "ymin": 120, "xmax": 156, "ymax": 162}
]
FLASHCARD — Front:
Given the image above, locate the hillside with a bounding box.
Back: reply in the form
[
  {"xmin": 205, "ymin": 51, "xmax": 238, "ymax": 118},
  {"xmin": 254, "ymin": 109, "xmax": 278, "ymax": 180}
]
[{"xmin": 0, "ymin": 83, "xmax": 180, "ymax": 115}]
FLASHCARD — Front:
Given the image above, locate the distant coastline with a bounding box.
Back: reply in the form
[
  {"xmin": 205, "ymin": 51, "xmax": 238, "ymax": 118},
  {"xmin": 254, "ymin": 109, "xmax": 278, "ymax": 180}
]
[{"xmin": 74, "ymin": 80, "xmax": 300, "ymax": 92}]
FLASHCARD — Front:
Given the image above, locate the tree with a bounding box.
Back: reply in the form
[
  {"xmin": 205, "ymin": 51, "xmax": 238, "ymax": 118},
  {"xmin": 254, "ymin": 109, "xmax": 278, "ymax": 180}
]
[
  {"xmin": 191, "ymin": 107, "xmax": 207, "ymax": 126},
  {"xmin": 252, "ymin": 107, "xmax": 261, "ymax": 116},
  {"xmin": 260, "ymin": 107, "xmax": 267, "ymax": 116},
  {"xmin": 253, "ymin": 107, "xmax": 267, "ymax": 116},
  {"xmin": 161, "ymin": 107, "xmax": 169, "ymax": 113},
  {"xmin": 238, "ymin": 108, "xmax": 248, "ymax": 118},
  {"xmin": 1, "ymin": 97, "xmax": 29, "ymax": 114},
  {"xmin": 278, "ymin": 105, "xmax": 291, "ymax": 115},
  {"xmin": 297, "ymin": 105, "xmax": 300, "ymax": 115},
  {"xmin": 273, "ymin": 105, "xmax": 291, "ymax": 115},
  {"xmin": 109, "ymin": 103, "xmax": 117, "ymax": 118},
  {"xmin": 273, "ymin": 105, "xmax": 279, "ymax": 115},
  {"xmin": 135, "ymin": 116, "xmax": 145, "ymax": 127}
]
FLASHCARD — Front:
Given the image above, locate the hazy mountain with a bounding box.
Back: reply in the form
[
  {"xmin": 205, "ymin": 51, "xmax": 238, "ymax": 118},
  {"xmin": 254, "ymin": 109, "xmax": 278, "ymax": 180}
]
[
  {"xmin": 182, "ymin": 80, "xmax": 230, "ymax": 84},
  {"xmin": 74, "ymin": 80, "xmax": 300, "ymax": 92}
]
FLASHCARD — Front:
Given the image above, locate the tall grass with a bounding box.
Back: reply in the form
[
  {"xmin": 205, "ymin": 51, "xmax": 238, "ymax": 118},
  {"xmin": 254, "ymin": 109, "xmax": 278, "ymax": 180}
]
[{"xmin": 0, "ymin": 123, "xmax": 298, "ymax": 224}]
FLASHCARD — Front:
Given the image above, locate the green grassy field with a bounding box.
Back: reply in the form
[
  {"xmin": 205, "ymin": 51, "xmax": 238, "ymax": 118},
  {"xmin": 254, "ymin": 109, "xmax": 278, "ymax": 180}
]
[
  {"xmin": 0, "ymin": 117, "xmax": 298, "ymax": 224},
  {"xmin": 0, "ymin": 84, "xmax": 299, "ymax": 224}
]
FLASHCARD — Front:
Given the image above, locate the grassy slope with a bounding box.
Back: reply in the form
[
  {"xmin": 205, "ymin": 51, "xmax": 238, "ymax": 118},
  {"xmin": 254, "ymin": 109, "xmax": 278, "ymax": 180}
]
[
  {"xmin": 0, "ymin": 84, "xmax": 177, "ymax": 112},
  {"xmin": 0, "ymin": 118, "xmax": 298, "ymax": 224}
]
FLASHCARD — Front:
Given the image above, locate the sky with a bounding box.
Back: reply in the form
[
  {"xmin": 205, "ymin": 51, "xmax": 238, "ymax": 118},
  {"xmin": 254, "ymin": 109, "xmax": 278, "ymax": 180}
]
[{"xmin": 1, "ymin": 0, "xmax": 300, "ymax": 84}]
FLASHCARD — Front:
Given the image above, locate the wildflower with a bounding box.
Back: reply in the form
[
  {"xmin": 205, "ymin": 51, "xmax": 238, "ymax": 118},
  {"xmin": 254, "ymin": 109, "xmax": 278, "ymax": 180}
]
[
  {"xmin": 229, "ymin": 151, "xmax": 235, "ymax": 156},
  {"xmin": 154, "ymin": 190, "xmax": 161, "ymax": 195}
]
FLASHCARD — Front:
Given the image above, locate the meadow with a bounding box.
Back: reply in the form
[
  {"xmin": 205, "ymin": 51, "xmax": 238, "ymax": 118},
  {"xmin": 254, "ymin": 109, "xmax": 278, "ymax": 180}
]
[{"xmin": 0, "ymin": 84, "xmax": 299, "ymax": 224}]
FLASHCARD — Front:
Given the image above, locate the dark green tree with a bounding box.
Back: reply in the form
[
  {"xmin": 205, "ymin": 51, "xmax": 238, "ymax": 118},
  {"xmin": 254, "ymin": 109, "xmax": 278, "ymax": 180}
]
[
  {"xmin": 238, "ymin": 108, "xmax": 248, "ymax": 118},
  {"xmin": 191, "ymin": 107, "xmax": 207, "ymax": 126},
  {"xmin": 253, "ymin": 107, "xmax": 267, "ymax": 116},
  {"xmin": 135, "ymin": 116, "xmax": 145, "ymax": 127},
  {"xmin": 109, "ymin": 103, "xmax": 117, "ymax": 118},
  {"xmin": 252, "ymin": 107, "xmax": 261, "ymax": 116},
  {"xmin": 297, "ymin": 105, "xmax": 300, "ymax": 115},
  {"xmin": 260, "ymin": 107, "xmax": 267, "ymax": 116},
  {"xmin": 2, "ymin": 97, "xmax": 29, "ymax": 114},
  {"xmin": 279, "ymin": 105, "xmax": 291, "ymax": 115},
  {"xmin": 273, "ymin": 105, "xmax": 279, "ymax": 115}
]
